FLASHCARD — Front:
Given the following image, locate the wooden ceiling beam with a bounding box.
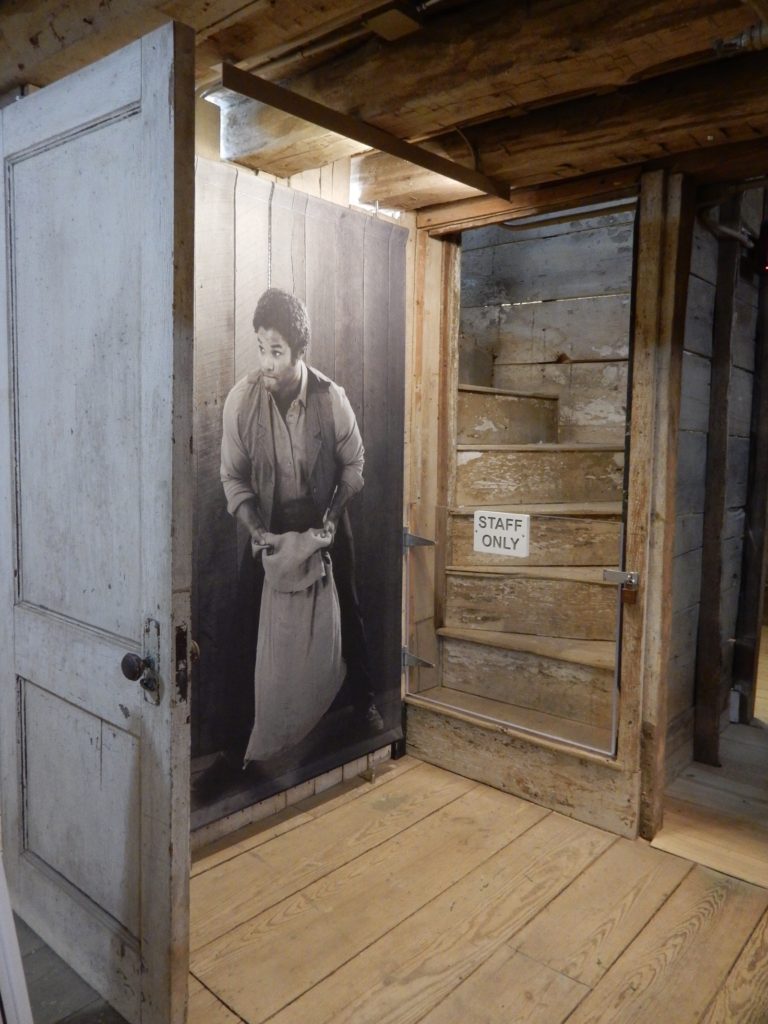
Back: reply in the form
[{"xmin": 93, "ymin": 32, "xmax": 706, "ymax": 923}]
[
  {"xmin": 215, "ymin": 0, "xmax": 752, "ymax": 177},
  {"xmin": 0, "ymin": 0, "xmax": 392, "ymax": 92},
  {"xmin": 220, "ymin": 63, "xmax": 507, "ymax": 198},
  {"xmin": 349, "ymin": 49, "xmax": 768, "ymax": 209},
  {"xmin": 743, "ymin": 0, "xmax": 768, "ymax": 19}
]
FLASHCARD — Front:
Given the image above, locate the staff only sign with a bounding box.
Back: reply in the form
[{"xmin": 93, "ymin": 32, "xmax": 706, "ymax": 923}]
[{"xmin": 473, "ymin": 511, "xmax": 531, "ymax": 557}]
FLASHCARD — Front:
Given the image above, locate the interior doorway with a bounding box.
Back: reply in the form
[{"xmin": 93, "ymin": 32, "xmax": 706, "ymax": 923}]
[
  {"xmin": 653, "ymin": 182, "xmax": 768, "ymax": 886},
  {"xmin": 406, "ymin": 198, "xmax": 638, "ymax": 758}
]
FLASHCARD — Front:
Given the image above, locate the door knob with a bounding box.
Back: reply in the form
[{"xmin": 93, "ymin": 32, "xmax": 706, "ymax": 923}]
[{"xmin": 121, "ymin": 653, "xmax": 150, "ymax": 682}]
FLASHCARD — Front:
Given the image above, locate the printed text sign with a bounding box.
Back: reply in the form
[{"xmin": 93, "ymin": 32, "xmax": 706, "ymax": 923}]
[{"xmin": 473, "ymin": 511, "xmax": 530, "ymax": 558}]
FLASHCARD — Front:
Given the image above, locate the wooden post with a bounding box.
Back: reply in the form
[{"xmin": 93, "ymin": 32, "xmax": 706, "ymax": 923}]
[
  {"xmin": 694, "ymin": 194, "xmax": 744, "ymax": 766},
  {"xmin": 628, "ymin": 171, "xmax": 695, "ymax": 839}
]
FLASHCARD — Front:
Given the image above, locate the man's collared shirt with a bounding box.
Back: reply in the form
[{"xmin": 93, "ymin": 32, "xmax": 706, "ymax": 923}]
[{"xmin": 220, "ymin": 361, "xmax": 364, "ymax": 518}]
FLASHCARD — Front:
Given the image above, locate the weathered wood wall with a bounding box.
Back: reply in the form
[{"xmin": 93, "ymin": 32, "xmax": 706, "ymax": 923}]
[
  {"xmin": 192, "ymin": 157, "xmax": 408, "ymax": 756},
  {"xmin": 666, "ymin": 194, "xmax": 763, "ymax": 778},
  {"xmin": 459, "ymin": 206, "xmax": 634, "ymax": 444}
]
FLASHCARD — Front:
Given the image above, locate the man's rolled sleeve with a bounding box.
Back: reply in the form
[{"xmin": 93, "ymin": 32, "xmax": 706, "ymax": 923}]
[
  {"xmin": 220, "ymin": 385, "xmax": 257, "ymax": 516},
  {"xmin": 330, "ymin": 384, "xmax": 364, "ymax": 495}
]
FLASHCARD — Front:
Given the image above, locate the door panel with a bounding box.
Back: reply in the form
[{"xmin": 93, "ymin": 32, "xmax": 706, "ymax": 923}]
[{"xmin": 0, "ymin": 24, "xmax": 194, "ymax": 1023}]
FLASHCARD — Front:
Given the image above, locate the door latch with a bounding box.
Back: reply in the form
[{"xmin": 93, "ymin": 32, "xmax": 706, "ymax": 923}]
[{"xmin": 602, "ymin": 569, "xmax": 639, "ymax": 589}]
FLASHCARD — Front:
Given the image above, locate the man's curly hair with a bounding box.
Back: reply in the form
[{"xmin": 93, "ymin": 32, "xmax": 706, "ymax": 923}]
[{"xmin": 252, "ymin": 288, "xmax": 311, "ymax": 358}]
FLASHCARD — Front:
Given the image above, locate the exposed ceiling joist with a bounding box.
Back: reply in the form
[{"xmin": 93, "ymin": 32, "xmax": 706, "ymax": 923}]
[
  {"xmin": 219, "ymin": 62, "xmax": 508, "ymax": 199},
  {"xmin": 350, "ymin": 48, "xmax": 768, "ymax": 209},
  {"xmin": 213, "ymin": 0, "xmax": 752, "ymax": 178}
]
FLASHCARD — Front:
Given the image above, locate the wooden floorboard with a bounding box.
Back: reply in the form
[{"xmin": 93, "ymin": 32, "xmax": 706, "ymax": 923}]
[
  {"xmin": 654, "ymin": 722, "xmax": 768, "ymax": 887},
  {"xmin": 191, "ymin": 758, "xmax": 768, "ymax": 1024}
]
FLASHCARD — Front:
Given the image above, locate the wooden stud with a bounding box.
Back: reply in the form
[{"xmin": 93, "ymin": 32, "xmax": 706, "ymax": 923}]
[{"xmin": 628, "ymin": 171, "xmax": 695, "ymax": 839}]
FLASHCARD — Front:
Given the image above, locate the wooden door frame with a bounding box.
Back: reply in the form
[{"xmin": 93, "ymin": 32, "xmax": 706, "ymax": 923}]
[{"xmin": 405, "ymin": 168, "xmax": 694, "ymax": 840}]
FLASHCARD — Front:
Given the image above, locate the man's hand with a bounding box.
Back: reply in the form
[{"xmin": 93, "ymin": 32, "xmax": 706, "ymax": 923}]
[
  {"xmin": 320, "ymin": 513, "xmax": 337, "ymax": 542},
  {"xmin": 250, "ymin": 527, "xmax": 270, "ymax": 556}
]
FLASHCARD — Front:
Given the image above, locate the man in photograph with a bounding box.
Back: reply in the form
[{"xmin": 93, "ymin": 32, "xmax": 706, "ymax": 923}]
[{"xmin": 195, "ymin": 287, "xmax": 381, "ymax": 799}]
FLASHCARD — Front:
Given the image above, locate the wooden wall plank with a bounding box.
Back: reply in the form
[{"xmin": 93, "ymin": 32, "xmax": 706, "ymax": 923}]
[
  {"xmin": 684, "ymin": 273, "xmax": 716, "ymax": 356},
  {"xmin": 461, "ymin": 222, "xmax": 633, "ymax": 307},
  {"xmin": 233, "ymin": 170, "xmax": 271, "ymax": 380},
  {"xmin": 695, "ymin": 194, "xmax": 743, "ymax": 766},
  {"xmin": 406, "ymin": 703, "xmax": 640, "ymax": 837},
  {"xmin": 680, "ymin": 351, "xmax": 711, "ymax": 433},
  {"xmin": 492, "ymin": 294, "xmax": 631, "ymax": 366},
  {"xmin": 193, "ymin": 158, "xmax": 238, "ymax": 753},
  {"xmin": 734, "ymin": 225, "xmax": 768, "ymax": 718}
]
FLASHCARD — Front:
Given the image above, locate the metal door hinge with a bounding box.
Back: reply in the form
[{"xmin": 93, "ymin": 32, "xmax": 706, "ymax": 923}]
[
  {"xmin": 401, "ymin": 646, "xmax": 434, "ymax": 669},
  {"xmin": 403, "ymin": 529, "xmax": 435, "ymax": 551},
  {"xmin": 602, "ymin": 569, "xmax": 639, "ymax": 590}
]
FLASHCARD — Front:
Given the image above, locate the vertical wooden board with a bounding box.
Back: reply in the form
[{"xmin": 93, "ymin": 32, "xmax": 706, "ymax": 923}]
[
  {"xmin": 679, "ymin": 351, "xmax": 711, "ymax": 432},
  {"xmin": 676, "ymin": 430, "xmax": 707, "ymax": 515},
  {"xmin": 726, "ymin": 435, "xmax": 751, "ymax": 509},
  {"xmin": 333, "ymin": 209, "xmax": 366, "ymax": 433},
  {"xmin": 674, "ymin": 513, "xmax": 703, "ymax": 556},
  {"xmin": 728, "ymin": 367, "xmax": 754, "ymax": 437},
  {"xmin": 233, "ymin": 170, "xmax": 271, "ymax": 380},
  {"xmin": 514, "ymin": 839, "xmax": 693, "ymax": 988},
  {"xmin": 684, "ymin": 275, "xmax": 715, "ymax": 357},
  {"xmin": 665, "ymin": 708, "xmax": 694, "ymax": 783},
  {"xmin": 668, "ymin": 603, "xmax": 700, "ymax": 721},
  {"xmin": 386, "ymin": 224, "xmax": 408, "ymax": 706},
  {"xmin": 690, "ymin": 221, "xmax": 718, "ymax": 285},
  {"xmin": 305, "ymin": 196, "xmax": 337, "ymax": 380},
  {"xmin": 193, "ymin": 157, "xmax": 238, "ymax": 754},
  {"xmin": 289, "ymin": 190, "xmax": 308, "ymax": 303},
  {"xmin": 672, "ymin": 548, "xmax": 703, "ymax": 613},
  {"xmin": 269, "ymin": 183, "xmax": 303, "ymax": 297},
  {"xmin": 732, "ymin": 285, "xmax": 758, "ymax": 372},
  {"xmin": 361, "ymin": 217, "xmax": 397, "ymax": 696},
  {"xmin": 565, "ymin": 868, "xmax": 768, "ymax": 1024}
]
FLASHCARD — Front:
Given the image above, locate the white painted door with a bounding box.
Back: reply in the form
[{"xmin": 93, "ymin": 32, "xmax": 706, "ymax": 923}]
[{"xmin": 0, "ymin": 23, "xmax": 194, "ymax": 1023}]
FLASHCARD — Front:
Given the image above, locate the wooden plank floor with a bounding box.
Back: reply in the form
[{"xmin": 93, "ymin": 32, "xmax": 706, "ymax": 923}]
[
  {"xmin": 189, "ymin": 756, "xmax": 768, "ymax": 1024},
  {"xmin": 651, "ymin": 645, "xmax": 768, "ymax": 888}
]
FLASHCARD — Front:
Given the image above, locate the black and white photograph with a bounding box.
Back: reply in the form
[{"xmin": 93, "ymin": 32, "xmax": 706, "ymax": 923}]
[{"xmin": 191, "ymin": 171, "xmax": 407, "ymax": 824}]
